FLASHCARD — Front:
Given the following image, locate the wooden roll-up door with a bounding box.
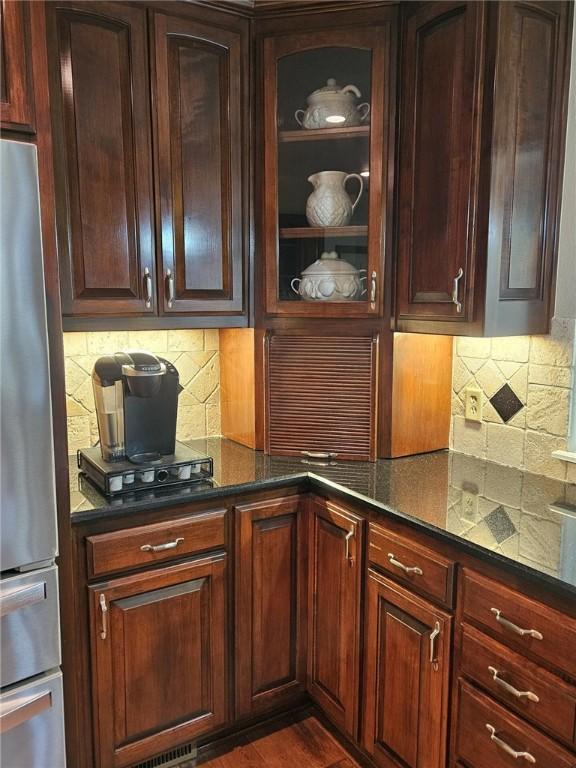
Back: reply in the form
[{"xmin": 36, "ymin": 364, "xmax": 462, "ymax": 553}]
[{"xmin": 266, "ymin": 334, "xmax": 378, "ymax": 461}]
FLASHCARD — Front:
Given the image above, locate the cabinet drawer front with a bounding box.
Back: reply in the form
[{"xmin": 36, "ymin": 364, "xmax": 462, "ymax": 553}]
[
  {"xmin": 86, "ymin": 509, "xmax": 226, "ymax": 577},
  {"xmin": 456, "ymin": 681, "xmax": 576, "ymax": 768},
  {"xmin": 368, "ymin": 523, "xmax": 455, "ymax": 607},
  {"xmin": 461, "ymin": 624, "xmax": 576, "ymax": 747},
  {"xmin": 461, "ymin": 569, "xmax": 576, "ymax": 679}
]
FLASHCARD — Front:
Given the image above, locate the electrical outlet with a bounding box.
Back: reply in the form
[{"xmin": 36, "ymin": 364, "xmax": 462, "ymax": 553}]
[
  {"xmin": 464, "ymin": 387, "xmax": 483, "ymax": 422},
  {"xmin": 462, "ymin": 489, "xmax": 479, "ymax": 522}
]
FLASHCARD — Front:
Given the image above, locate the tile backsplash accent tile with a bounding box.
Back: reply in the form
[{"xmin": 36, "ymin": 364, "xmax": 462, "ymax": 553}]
[
  {"xmin": 450, "ymin": 319, "xmax": 576, "ymax": 479},
  {"xmin": 63, "ymin": 330, "xmax": 221, "ymax": 453}
]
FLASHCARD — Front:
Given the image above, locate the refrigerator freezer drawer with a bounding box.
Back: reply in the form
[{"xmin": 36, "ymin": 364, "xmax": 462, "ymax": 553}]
[
  {"xmin": 0, "ymin": 566, "xmax": 61, "ymax": 688},
  {"xmin": 0, "ymin": 670, "xmax": 65, "ymax": 768}
]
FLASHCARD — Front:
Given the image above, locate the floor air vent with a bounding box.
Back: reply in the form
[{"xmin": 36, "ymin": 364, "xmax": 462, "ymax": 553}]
[{"xmin": 133, "ymin": 742, "xmax": 197, "ymax": 768}]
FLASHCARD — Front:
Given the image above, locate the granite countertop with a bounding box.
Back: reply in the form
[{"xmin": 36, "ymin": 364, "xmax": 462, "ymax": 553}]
[{"xmin": 69, "ymin": 438, "xmax": 576, "ymax": 597}]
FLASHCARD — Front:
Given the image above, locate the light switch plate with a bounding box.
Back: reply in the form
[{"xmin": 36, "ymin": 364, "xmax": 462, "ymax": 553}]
[{"xmin": 464, "ymin": 387, "xmax": 483, "ymax": 422}]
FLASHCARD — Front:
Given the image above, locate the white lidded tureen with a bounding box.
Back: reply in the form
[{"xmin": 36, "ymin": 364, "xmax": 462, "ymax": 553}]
[
  {"xmin": 291, "ymin": 251, "xmax": 367, "ymax": 301},
  {"xmin": 295, "ymin": 79, "xmax": 370, "ymax": 130}
]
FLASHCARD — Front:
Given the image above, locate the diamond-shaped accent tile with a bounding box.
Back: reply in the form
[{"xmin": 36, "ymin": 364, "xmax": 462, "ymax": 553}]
[
  {"xmin": 484, "ymin": 505, "xmax": 517, "ymax": 544},
  {"xmin": 489, "ymin": 383, "xmax": 524, "ymax": 423}
]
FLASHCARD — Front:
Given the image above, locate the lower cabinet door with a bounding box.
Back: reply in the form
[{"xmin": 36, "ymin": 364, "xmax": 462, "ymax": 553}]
[
  {"xmin": 307, "ymin": 497, "xmax": 363, "ymax": 738},
  {"xmin": 89, "ymin": 554, "xmax": 227, "ymax": 768},
  {"xmin": 362, "ymin": 569, "xmax": 452, "ymax": 768},
  {"xmin": 234, "ymin": 495, "xmax": 307, "ymax": 718}
]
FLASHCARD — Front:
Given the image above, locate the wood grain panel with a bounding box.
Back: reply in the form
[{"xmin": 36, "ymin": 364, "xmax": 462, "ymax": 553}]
[
  {"xmin": 153, "ymin": 12, "xmax": 244, "ymax": 315},
  {"xmin": 235, "ymin": 496, "xmax": 307, "ymax": 717},
  {"xmin": 220, "ymin": 328, "xmax": 257, "ymax": 449},
  {"xmin": 48, "ymin": 2, "xmax": 154, "ymax": 316},
  {"xmin": 266, "ymin": 334, "xmax": 377, "ymax": 461},
  {"xmin": 0, "ymin": 0, "xmax": 34, "ymax": 132}
]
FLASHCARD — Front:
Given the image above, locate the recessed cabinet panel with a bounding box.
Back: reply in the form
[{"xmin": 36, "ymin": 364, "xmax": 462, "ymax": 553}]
[
  {"xmin": 153, "ymin": 13, "xmax": 244, "ymax": 315},
  {"xmin": 0, "ymin": 0, "xmax": 34, "ymax": 132},
  {"xmin": 397, "ymin": 1, "xmax": 483, "ymax": 324},
  {"xmin": 49, "ymin": 2, "xmax": 155, "ymax": 316}
]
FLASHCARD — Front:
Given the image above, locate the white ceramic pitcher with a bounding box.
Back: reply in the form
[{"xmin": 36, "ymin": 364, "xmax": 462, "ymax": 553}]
[{"xmin": 305, "ymin": 171, "xmax": 364, "ymax": 228}]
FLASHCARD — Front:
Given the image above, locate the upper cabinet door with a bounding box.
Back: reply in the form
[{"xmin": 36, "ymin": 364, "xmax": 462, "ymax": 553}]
[
  {"xmin": 0, "ymin": 0, "xmax": 34, "ymax": 133},
  {"xmin": 152, "ymin": 12, "xmax": 245, "ymax": 316},
  {"xmin": 48, "ymin": 2, "xmax": 155, "ymax": 317},
  {"xmin": 262, "ymin": 13, "xmax": 397, "ymax": 318},
  {"xmin": 396, "ymin": 1, "xmax": 484, "ymax": 329}
]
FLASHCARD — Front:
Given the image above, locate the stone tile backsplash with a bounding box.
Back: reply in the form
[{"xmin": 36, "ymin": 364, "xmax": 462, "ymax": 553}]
[
  {"xmin": 450, "ymin": 319, "xmax": 576, "ymax": 479},
  {"xmin": 63, "ymin": 330, "xmax": 221, "ymax": 453}
]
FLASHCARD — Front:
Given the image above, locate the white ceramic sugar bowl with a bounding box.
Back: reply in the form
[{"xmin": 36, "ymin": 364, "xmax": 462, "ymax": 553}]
[{"xmin": 290, "ymin": 252, "xmax": 366, "ymax": 301}]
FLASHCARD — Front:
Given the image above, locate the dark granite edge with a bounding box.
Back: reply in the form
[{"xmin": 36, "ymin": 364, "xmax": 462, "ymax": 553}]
[{"xmin": 71, "ymin": 467, "xmax": 576, "ymax": 602}]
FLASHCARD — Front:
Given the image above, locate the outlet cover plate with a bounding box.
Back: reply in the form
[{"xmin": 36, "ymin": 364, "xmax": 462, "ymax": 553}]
[
  {"xmin": 464, "ymin": 387, "xmax": 483, "ymax": 422},
  {"xmin": 462, "ymin": 490, "xmax": 479, "ymax": 523}
]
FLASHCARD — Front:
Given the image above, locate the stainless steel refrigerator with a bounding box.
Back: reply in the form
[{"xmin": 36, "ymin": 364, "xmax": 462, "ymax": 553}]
[{"xmin": 0, "ymin": 140, "xmax": 66, "ymax": 766}]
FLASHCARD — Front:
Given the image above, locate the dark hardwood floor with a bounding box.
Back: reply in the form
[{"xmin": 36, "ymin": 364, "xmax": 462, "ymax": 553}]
[{"xmin": 196, "ymin": 710, "xmax": 364, "ymax": 767}]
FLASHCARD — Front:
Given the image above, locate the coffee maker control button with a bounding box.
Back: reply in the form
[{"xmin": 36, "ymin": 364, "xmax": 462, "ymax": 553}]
[
  {"xmin": 140, "ymin": 470, "xmax": 155, "ymax": 483},
  {"xmin": 109, "ymin": 475, "xmax": 123, "ymax": 492},
  {"xmin": 178, "ymin": 465, "xmax": 192, "ymax": 480},
  {"xmin": 157, "ymin": 469, "xmax": 169, "ymax": 483},
  {"xmin": 123, "ymin": 472, "xmax": 135, "ymax": 485}
]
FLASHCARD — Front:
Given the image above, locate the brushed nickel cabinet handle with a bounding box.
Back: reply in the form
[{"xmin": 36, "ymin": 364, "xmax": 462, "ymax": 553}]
[
  {"xmin": 0, "ymin": 690, "xmax": 52, "ymax": 734},
  {"xmin": 490, "ymin": 608, "xmax": 543, "ymax": 640},
  {"xmin": 486, "ymin": 724, "xmax": 536, "ymax": 763},
  {"xmin": 143, "ymin": 267, "xmax": 152, "ymax": 309},
  {"xmin": 301, "ymin": 451, "xmax": 338, "ymax": 459},
  {"xmin": 344, "ymin": 530, "xmax": 354, "ymax": 565},
  {"xmin": 488, "ymin": 666, "xmax": 540, "ymax": 703},
  {"xmin": 141, "ymin": 537, "xmax": 184, "ymax": 553},
  {"xmin": 0, "ymin": 581, "xmax": 46, "ymax": 617},
  {"xmin": 429, "ymin": 621, "xmax": 440, "ymax": 664},
  {"xmin": 452, "ymin": 267, "xmax": 464, "ymax": 313},
  {"xmin": 370, "ymin": 270, "xmax": 377, "ymax": 306},
  {"xmin": 166, "ymin": 270, "xmax": 174, "ymax": 309},
  {"xmin": 99, "ymin": 593, "xmax": 108, "ymax": 640},
  {"xmin": 387, "ymin": 552, "xmax": 423, "ymax": 576}
]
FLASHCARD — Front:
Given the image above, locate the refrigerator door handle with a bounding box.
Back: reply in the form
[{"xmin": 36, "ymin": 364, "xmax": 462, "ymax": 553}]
[
  {"xmin": 0, "ymin": 581, "xmax": 47, "ymax": 617},
  {"xmin": 0, "ymin": 690, "xmax": 52, "ymax": 734}
]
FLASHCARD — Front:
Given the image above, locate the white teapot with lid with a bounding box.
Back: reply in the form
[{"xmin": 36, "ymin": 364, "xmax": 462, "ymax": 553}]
[
  {"xmin": 295, "ymin": 79, "xmax": 370, "ymax": 130},
  {"xmin": 291, "ymin": 251, "xmax": 367, "ymax": 301}
]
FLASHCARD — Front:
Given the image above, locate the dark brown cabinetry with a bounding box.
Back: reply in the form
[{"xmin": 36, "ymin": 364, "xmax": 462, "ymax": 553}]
[
  {"xmin": 152, "ymin": 12, "xmax": 245, "ymax": 317},
  {"xmin": 396, "ymin": 0, "xmax": 573, "ymax": 336},
  {"xmin": 235, "ymin": 496, "xmax": 307, "ymax": 718},
  {"xmin": 362, "ymin": 570, "xmax": 452, "ymax": 768},
  {"xmin": 307, "ymin": 497, "xmax": 363, "ymax": 738},
  {"xmin": 261, "ymin": 11, "xmax": 397, "ymax": 318},
  {"xmin": 89, "ymin": 554, "xmax": 227, "ymax": 768},
  {"xmin": 47, "ymin": 2, "xmax": 155, "ymax": 319},
  {"xmin": 0, "ymin": 0, "xmax": 34, "ymax": 133},
  {"xmin": 47, "ymin": 2, "xmax": 247, "ymax": 327}
]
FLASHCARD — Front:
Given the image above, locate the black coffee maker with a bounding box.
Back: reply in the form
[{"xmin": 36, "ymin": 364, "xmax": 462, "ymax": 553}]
[{"xmin": 91, "ymin": 351, "xmax": 182, "ymax": 463}]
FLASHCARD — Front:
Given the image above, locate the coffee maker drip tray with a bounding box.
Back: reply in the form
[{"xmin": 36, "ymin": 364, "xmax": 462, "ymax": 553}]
[{"xmin": 77, "ymin": 442, "xmax": 214, "ymax": 497}]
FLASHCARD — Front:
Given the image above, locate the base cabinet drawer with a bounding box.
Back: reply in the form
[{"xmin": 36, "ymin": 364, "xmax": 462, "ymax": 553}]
[
  {"xmin": 461, "ymin": 623, "xmax": 576, "ymax": 747},
  {"xmin": 456, "ymin": 681, "xmax": 576, "ymax": 768}
]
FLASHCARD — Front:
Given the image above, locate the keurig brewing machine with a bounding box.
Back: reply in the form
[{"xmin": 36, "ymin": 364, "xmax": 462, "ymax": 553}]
[{"xmin": 77, "ymin": 351, "xmax": 213, "ymax": 495}]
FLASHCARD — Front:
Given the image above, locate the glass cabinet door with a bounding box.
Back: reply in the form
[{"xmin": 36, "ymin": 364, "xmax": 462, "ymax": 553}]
[{"xmin": 262, "ymin": 22, "xmax": 395, "ymax": 317}]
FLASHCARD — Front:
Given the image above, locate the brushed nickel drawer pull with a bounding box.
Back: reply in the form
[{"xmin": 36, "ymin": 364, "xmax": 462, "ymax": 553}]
[
  {"xmin": 486, "ymin": 724, "xmax": 536, "ymax": 763},
  {"xmin": 0, "ymin": 581, "xmax": 46, "ymax": 617},
  {"xmin": 452, "ymin": 267, "xmax": 464, "ymax": 313},
  {"xmin": 387, "ymin": 553, "xmax": 423, "ymax": 576},
  {"xmin": 370, "ymin": 270, "xmax": 377, "ymax": 306},
  {"xmin": 301, "ymin": 451, "xmax": 338, "ymax": 459},
  {"xmin": 429, "ymin": 621, "xmax": 441, "ymax": 664},
  {"xmin": 166, "ymin": 270, "xmax": 174, "ymax": 308},
  {"xmin": 99, "ymin": 593, "xmax": 108, "ymax": 640},
  {"xmin": 490, "ymin": 608, "xmax": 543, "ymax": 640},
  {"xmin": 0, "ymin": 690, "xmax": 52, "ymax": 734},
  {"xmin": 344, "ymin": 530, "xmax": 354, "ymax": 566},
  {"xmin": 488, "ymin": 666, "xmax": 540, "ymax": 702},
  {"xmin": 143, "ymin": 267, "xmax": 152, "ymax": 308},
  {"xmin": 141, "ymin": 537, "xmax": 184, "ymax": 553}
]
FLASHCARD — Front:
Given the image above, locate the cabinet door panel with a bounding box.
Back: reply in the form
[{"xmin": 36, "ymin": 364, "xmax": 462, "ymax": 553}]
[
  {"xmin": 307, "ymin": 497, "xmax": 363, "ymax": 738},
  {"xmin": 397, "ymin": 1, "xmax": 484, "ymax": 325},
  {"xmin": 0, "ymin": 0, "xmax": 34, "ymax": 132},
  {"xmin": 363, "ymin": 570, "xmax": 452, "ymax": 768},
  {"xmin": 235, "ymin": 496, "xmax": 307, "ymax": 717},
  {"xmin": 153, "ymin": 12, "xmax": 244, "ymax": 315},
  {"xmin": 89, "ymin": 556, "xmax": 226, "ymax": 768},
  {"xmin": 48, "ymin": 2, "xmax": 155, "ymax": 316}
]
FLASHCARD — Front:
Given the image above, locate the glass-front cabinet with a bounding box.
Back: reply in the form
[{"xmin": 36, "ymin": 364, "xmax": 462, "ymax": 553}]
[{"xmin": 262, "ymin": 19, "xmax": 396, "ymax": 317}]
